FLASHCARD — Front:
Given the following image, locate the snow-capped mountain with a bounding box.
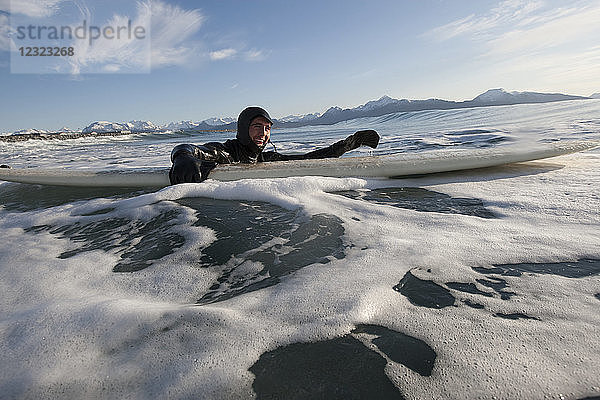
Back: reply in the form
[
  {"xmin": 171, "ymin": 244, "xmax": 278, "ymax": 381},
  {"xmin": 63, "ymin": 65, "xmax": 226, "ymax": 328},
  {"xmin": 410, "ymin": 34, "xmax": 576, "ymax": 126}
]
[
  {"xmin": 57, "ymin": 126, "xmax": 77, "ymax": 133},
  {"xmin": 471, "ymin": 88, "xmax": 582, "ymax": 104},
  {"xmin": 472, "ymin": 88, "xmax": 517, "ymax": 103},
  {"xmin": 276, "ymin": 97, "xmax": 405, "ymax": 125},
  {"xmin": 278, "ymin": 112, "xmax": 322, "ymax": 123},
  {"xmin": 12, "ymin": 128, "xmax": 52, "ymax": 135},
  {"xmin": 80, "ymin": 119, "xmax": 235, "ymax": 135},
  {"xmin": 163, "ymin": 119, "xmax": 236, "ymax": 132},
  {"xmin": 163, "ymin": 121, "xmax": 201, "ymax": 131},
  {"xmin": 6, "ymin": 127, "xmax": 78, "ymax": 137},
  {"xmin": 355, "ymin": 95, "xmax": 399, "ymax": 112},
  {"xmin": 82, "ymin": 121, "xmax": 163, "ymax": 134},
  {"xmin": 203, "ymin": 117, "xmax": 235, "ymax": 126},
  {"xmin": 125, "ymin": 120, "xmax": 162, "ymax": 132},
  {"xmin": 591, "ymin": 93, "xmax": 600, "ymax": 99},
  {"xmin": 82, "ymin": 121, "xmax": 128, "ymax": 134}
]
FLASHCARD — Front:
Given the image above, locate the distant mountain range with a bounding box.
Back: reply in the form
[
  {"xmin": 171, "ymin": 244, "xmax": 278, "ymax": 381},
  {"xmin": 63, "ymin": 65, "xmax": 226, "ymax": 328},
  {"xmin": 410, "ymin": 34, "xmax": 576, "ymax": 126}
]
[
  {"xmin": 2, "ymin": 89, "xmax": 596, "ymax": 137},
  {"xmin": 272, "ymin": 89, "xmax": 590, "ymax": 128}
]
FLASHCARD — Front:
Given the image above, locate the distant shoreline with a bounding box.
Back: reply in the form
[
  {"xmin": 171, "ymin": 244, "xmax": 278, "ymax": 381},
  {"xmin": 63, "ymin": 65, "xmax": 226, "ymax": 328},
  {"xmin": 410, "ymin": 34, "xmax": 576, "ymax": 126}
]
[{"xmin": 0, "ymin": 129, "xmax": 236, "ymax": 143}]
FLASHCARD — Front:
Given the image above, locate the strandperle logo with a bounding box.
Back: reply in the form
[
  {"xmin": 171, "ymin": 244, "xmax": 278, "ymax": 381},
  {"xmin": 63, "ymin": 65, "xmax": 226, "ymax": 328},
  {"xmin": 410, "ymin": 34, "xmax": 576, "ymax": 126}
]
[
  {"xmin": 9, "ymin": 3, "xmax": 152, "ymax": 74},
  {"xmin": 15, "ymin": 20, "xmax": 147, "ymax": 46}
]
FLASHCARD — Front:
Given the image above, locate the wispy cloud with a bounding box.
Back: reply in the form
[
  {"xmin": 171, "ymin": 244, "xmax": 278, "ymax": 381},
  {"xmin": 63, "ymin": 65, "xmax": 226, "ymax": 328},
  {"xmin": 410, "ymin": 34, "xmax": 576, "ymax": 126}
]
[
  {"xmin": 485, "ymin": 4, "xmax": 600, "ymax": 56},
  {"xmin": 67, "ymin": 0, "xmax": 205, "ymax": 74},
  {"xmin": 0, "ymin": 13, "xmax": 10, "ymax": 51},
  {"xmin": 424, "ymin": 0, "xmax": 544, "ymax": 42},
  {"xmin": 2, "ymin": 0, "xmax": 266, "ymax": 71},
  {"xmin": 489, "ymin": 45, "xmax": 600, "ymax": 93},
  {"xmin": 0, "ymin": 0, "xmax": 66, "ymax": 18},
  {"xmin": 148, "ymin": 0, "xmax": 205, "ymax": 68},
  {"xmin": 424, "ymin": 0, "xmax": 600, "ymax": 94},
  {"xmin": 244, "ymin": 49, "xmax": 268, "ymax": 61},
  {"xmin": 67, "ymin": 2, "xmax": 150, "ymax": 74},
  {"xmin": 425, "ymin": 0, "xmax": 600, "ymax": 57},
  {"xmin": 423, "ymin": 0, "xmax": 600, "ymax": 94},
  {"xmin": 209, "ymin": 47, "xmax": 269, "ymax": 62},
  {"xmin": 209, "ymin": 48, "xmax": 237, "ymax": 61}
]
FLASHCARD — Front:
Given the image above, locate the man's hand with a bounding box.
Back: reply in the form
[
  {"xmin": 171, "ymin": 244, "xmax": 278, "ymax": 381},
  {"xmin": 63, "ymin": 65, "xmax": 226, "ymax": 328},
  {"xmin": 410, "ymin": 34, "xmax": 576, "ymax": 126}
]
[
  {"xmin": 169, "ymin": 153, "xmax": 217, "ymax": 184},
  {"xmin": 343, "ymin": 130, "xmax": 380, "ymax": 151}
]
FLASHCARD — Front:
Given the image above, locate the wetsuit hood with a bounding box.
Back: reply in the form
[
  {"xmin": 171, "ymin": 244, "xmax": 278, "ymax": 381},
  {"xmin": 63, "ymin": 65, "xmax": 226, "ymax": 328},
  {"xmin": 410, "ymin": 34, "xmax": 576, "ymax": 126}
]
[{"xmin": 236, "ymin": 106, "xmax": 273, "ymax": 155}]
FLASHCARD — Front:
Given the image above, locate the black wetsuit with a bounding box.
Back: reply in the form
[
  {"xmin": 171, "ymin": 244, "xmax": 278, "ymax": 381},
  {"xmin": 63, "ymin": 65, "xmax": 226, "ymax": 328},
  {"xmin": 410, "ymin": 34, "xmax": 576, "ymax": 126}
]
[{"xmin": 169, "ymin": 106, "xmax": 379, "ymax": 184}]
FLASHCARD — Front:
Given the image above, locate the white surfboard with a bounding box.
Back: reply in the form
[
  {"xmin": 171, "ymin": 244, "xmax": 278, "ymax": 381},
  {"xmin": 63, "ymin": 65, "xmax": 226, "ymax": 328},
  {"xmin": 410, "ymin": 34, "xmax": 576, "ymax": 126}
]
[{"xmin": 0, "ymin": 140, "xmax": 597, "ymax": 188}]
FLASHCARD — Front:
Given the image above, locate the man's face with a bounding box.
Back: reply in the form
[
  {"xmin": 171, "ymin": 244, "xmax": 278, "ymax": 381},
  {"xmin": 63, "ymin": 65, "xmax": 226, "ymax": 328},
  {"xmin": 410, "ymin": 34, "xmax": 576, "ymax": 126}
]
[{"xmin": 248, "ymin": 116, "xmax": 272, "ymax": 147}]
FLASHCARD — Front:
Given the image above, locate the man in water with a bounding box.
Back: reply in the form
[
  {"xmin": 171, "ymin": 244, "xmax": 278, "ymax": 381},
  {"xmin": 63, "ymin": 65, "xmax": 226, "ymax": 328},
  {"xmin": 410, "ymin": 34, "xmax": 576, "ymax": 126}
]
[{"xmin": 169, "ymin": 106, "xmax": 380, "ymax": 184}]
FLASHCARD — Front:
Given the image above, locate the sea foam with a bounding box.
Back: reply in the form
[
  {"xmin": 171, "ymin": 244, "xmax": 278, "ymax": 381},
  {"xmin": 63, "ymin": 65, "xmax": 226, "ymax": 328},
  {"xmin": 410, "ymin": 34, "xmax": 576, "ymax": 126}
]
[{"xmin": 1, "ymin": 102, "xmax": 599, "ymax": 398}]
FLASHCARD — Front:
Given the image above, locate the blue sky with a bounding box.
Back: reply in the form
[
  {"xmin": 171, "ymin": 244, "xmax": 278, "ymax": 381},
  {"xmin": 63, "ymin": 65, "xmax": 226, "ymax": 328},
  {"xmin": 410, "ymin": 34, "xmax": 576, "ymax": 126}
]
[{"xmin": 1, "ymin": 0, "xmax": 599, "ymax": 132}]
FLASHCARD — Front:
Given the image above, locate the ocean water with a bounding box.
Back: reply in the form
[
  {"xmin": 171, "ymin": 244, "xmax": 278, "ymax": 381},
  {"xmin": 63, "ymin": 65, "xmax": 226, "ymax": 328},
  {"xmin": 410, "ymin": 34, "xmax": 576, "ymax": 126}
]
[{"xmin": 1, "ymin": 100, "xmax": 600, "ymax": 399}]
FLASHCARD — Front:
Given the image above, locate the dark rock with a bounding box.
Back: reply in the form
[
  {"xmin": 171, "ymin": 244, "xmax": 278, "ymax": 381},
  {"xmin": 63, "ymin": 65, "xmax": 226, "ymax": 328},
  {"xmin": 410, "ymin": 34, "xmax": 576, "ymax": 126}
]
[
  {"xmin": 352, "ymin": 324, "xmax": 437, "ymax": 376},
  {"xmin": 494, "ymin": 313, "xmax": 539, "ymax": 321},
  {"xmin": 463, "ymin": 299, "xmax": 485, "ymax": 309},
  {"xmin": 249, "ymin": 333, "xmax": 405, "ymax": 400},
  {"xmin": 394, "ymin": 271, "xmax": 455, "ymax": 309},
  {"xmin": 475, "ymin": 259, "xmax": 600, "ymax": 278},
  {"xmin": 333, "ymin": 187, "xmax": 497, "ymax": 219}
]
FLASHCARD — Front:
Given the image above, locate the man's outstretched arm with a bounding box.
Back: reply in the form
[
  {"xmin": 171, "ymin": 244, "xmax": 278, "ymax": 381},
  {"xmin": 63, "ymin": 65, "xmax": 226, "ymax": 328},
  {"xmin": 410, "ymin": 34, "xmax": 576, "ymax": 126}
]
[{"xmin": 261, "ymin": 130, "xmax": 380, "ymax": 161}]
